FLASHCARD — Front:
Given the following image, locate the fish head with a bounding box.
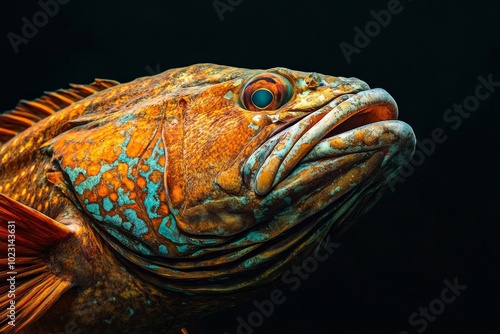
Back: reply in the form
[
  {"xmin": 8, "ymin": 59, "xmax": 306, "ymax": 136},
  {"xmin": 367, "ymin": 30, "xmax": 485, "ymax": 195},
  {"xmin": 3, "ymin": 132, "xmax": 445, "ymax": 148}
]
[{"xmin": 46, "ymin": 64, "xmax": 415, "ymax": 293}]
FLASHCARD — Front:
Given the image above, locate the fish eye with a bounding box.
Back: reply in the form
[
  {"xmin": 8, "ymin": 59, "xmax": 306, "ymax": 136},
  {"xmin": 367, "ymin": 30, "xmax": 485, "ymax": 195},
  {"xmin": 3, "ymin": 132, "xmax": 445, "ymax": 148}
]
[{"xmin": 241, "ymin": 73, "xmax": 293, "ymax": 111}]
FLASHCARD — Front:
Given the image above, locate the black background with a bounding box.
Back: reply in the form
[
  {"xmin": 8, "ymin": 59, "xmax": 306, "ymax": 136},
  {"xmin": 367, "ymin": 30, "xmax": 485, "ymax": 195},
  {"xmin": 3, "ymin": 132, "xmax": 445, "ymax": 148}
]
[{"xmin": 1, "ymin": 1, "xmax": 499, "ymax": 333}]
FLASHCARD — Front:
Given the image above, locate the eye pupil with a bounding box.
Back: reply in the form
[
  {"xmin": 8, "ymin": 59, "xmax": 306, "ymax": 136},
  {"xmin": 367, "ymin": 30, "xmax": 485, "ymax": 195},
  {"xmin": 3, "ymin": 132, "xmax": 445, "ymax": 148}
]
[
  {"xmin": 251, "ymin": 89, "xmax": 274, "ymax": 109},
  {"xmin": 241, "ymin": 73, "xmax": 293, "ymax": 111}
]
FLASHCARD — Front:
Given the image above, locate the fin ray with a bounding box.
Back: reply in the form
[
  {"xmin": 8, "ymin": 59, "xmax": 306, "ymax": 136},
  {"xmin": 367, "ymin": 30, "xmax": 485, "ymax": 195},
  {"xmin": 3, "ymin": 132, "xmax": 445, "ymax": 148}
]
[{"xmin": 0, "ymin": 194, "xmax": 74, "ymax": 333}]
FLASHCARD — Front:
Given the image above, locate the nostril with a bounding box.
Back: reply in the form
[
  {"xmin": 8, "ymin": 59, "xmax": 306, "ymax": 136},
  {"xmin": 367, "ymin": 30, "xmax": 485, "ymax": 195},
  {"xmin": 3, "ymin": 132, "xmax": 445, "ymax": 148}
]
[{"xmin": 305, "ymin": 73, "xmax": 323, "ymax": 89}]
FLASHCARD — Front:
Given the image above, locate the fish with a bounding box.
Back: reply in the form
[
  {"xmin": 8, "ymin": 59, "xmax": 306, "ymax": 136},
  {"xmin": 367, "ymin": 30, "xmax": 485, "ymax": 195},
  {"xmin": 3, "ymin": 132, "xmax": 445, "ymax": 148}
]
[{"xmin": 0, "ymin": 63, "xmax": 415, "ymax": 333}]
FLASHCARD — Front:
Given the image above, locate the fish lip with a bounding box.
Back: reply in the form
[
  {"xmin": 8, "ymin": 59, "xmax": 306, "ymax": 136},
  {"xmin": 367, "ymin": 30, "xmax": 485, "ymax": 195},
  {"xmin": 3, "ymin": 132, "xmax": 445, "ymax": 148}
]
[{"xmin": 244, "ymin": 88, "xmax": 413, "ymax": 196}]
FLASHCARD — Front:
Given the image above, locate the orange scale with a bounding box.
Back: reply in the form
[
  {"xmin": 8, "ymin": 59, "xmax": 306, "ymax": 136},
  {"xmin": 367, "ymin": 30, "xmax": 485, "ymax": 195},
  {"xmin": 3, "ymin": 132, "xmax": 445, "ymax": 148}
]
[
  {"xmin": 123, "ymin": 177, "xmax": 136, "ymax": 191},
  {"xmin": 97, "ymin": 183, "xmax": 109, "ymax": 198},
  {"xmin": 125, "ymin": 141, "xmax": 144, "ymax": 158},
  {"xmin": 83, "ymin": 189, "xmax": 97, "ymax": 203},
  {"xmin": 117, "ymin": 162, "xmax": 129, "ymax": 176},
  {"xmin": 136, "ymin": 176, "xmax": 147, "ymax": 189},
  {"xmin": 74, "ymin": 173, "xmax": 86, "ymax": 187},
  {"xmin": 86, "ymin": 163, "xmax": 102, "ymax": 177},
  {"xmin": 149, "ymin": 170, "xmax": 163, "ymax": 184},
  {"xmin": 157, "ymin": 203, "xmax": 170, "ymax": 215}
]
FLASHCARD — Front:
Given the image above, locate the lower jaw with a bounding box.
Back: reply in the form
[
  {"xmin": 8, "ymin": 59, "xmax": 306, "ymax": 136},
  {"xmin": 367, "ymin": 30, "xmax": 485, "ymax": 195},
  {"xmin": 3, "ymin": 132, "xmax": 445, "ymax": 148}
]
[
  {"xmin": 262, "ymin": 150, "xmax": 385, "ymax": 215},
  {"xmin": 217, "ymin": 166, "xmax": 387, "ymax": 292}
]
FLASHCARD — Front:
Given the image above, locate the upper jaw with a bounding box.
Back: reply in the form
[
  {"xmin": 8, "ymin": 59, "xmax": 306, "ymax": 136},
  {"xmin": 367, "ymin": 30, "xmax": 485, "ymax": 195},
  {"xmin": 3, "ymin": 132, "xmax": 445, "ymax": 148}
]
[{"xmin": 243, "ymin": 88, "xmax": 414, "ymax": 196}]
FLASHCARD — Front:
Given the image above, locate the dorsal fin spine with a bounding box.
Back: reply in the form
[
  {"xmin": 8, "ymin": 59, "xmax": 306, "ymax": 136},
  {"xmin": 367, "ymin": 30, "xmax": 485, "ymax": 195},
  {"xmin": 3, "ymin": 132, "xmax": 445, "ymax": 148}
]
[{"xmin": 0, "ymin": 79, "xmax": 120, "ymax": 145}]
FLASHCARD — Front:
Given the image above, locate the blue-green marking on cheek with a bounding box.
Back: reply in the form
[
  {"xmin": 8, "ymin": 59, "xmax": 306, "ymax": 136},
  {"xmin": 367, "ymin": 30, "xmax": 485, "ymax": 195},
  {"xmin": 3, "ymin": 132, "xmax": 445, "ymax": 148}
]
[
  {"xmin": 144, "ymin": 263, "xmax": 160, "ymax": 270},
  {"xmin": 117, "ymin": 113, "xmax": 135, "ymax": 125},
  {"xmin": 232, "ymin": 231, "xmax": 270, "ymax": 246},
  {"xmin": 158, "ymin": 216, "xmax": 180, "ymax": 243},
  {"xmin": 85, "ymin": 203, "xmax": 103, "ymax": 220},
  {"xmin": 64, "ymin": 128, "xmax": 139, "ymax": 215},
  {"xmin": 157, "ymin": 215, "xmax": 220, "ymax": 252},
  {"xmin": 176, "ymin": 244, "xmax": 189, "ymax": 253},
  {"xmin": 63, "ymin": 129, "xmax": 176, "ymax": 258},
  {"xmin": 243, "ymin": 256, "xmax": 263, "ymax": 269},
  {"xmin": 157, "ymin": 216, "xmax": 195, "ymax": 253},
  {"xmin": 105, "ymin": 214, "xmax": 123, "ymax": 227},
  {"xmin": 191, "ymin": 249, "xmax": 205, "ymax": 257},
  {"xmin": 158, "ymin": 244, "xmax": 168, "ymax": 255},
  {"xmin": 123, "ymin": 208, "xmax": 148, "ymax": 236},
  {"xmin": 103, "ymin": 197, "xmax": 113, "ymax": 212},
  {"xmin": 117, "ymin": 188, "xmax": 135, "ymax": 206},
  {"xmin": 139, "ymin": 137, "xmax": 166, "ymax": 219},
  {"xmin": 63, "ymin": 166, "xmax": 86, "ymax": 187},
  {"xmin": 75, "ymin": 165, "xmax": 114, "ymax": 195},
  {"xmin": 63, "ymin": 164, "xmax": 114, "ymax": 196}
]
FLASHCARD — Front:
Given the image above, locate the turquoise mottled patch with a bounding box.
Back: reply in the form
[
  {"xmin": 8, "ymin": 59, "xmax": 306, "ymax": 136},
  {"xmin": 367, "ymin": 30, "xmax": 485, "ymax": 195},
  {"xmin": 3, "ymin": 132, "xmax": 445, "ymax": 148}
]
[
  {"xmin": 86, "ymin": 203, "xmax": 103, "ymax": 220},
  {"xmin": 157, "ymin": 215, "xmax": 220, "ymax": 252},
  {"xmin": 243, "ymin": 256, "xmax": 263, "ymax": 269},
  {"xmin": 64, "ymin": 129, "xmax": 139, "ymax": 221},
  {"xmin": 103, "ymin": 197, "xmax": 113, "ymax": 212},
  {"xmin": 117, "ymin": 188, "xmax": 135, "ymax": 206},
  {"xmin": 139, "ymin": 137, "xmax": 165, "ymax": 219},
  {"xmin": 117, "ymin": 113, "xmax": 135, "ymax": 125},
  {"xmin": 123, "ymin": 208, "xmax": 148, "ymax": 236},
  {"xmin": 176, "ymin": 244, "xmax": 189, "ymax": 253},
  {"xmin": 63, "ymin": 166, "xmax": 86, "ymax": 188},
  {"xmin": 74, "ymin": 164, "xmax": 114, "ymax": 195},
  {"xmin": 158, "ymin": 216, "xmax": 180, "ymax": 242},
  {"xmin": 105, "ymin": 214, "xmax": 123, "ymax": 227},
  {"xmin": 158, "ymin": 244, "xmax": 168, "ymax": 255},
  {"xmin": 233, "ymin": 231, "xmax": 270, "ymax": 246},
  {"xmin": 61, "ymin": 128, "xmax": 223, "ymax": 257}
]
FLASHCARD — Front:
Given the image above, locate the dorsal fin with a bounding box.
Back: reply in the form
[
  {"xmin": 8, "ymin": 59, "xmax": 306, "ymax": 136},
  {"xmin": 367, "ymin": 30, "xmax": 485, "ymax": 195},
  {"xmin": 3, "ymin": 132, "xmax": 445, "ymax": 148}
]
[{"xmin": 0, "ymin": 79, "xmax": 119, "ymax": 145}]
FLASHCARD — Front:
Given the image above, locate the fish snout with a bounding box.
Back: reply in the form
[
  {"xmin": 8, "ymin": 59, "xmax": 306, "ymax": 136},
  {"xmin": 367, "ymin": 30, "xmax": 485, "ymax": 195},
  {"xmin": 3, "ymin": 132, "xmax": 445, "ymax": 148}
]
[{"xmin": 243, "ymin": 88, "xmax": 413, "ymax": 197}]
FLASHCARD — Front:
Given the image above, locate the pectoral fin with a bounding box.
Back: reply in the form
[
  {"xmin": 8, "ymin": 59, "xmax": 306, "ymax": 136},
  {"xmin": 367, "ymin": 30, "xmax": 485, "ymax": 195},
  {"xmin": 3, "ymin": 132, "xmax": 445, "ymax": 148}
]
[{"xmin": 0, "ymin": 193, "xmax": 75, "ymax": 333}]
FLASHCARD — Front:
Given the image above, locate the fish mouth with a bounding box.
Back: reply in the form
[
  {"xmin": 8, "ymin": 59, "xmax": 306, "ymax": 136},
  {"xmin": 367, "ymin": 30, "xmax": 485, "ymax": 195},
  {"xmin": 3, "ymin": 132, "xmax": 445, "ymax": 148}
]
[{"xmin": 243, "ymin": 88, "xmax": 415, "ymax": 196}]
